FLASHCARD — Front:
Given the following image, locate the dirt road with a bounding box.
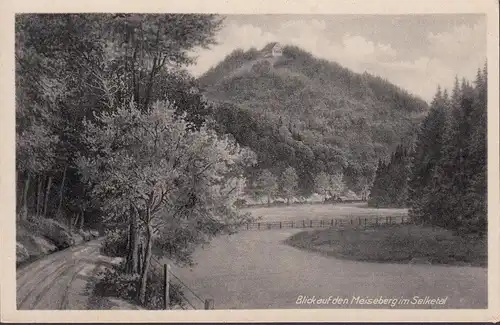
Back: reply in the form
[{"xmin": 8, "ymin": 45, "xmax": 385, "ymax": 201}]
[{"xmin": 16, "ymin": 240, "xmax": 137, "ymax": 310}]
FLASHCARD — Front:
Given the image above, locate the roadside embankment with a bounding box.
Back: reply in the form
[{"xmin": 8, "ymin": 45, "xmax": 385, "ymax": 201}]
[{"xmin": 16, "ymin": 217, "xmax": 99, "ymax": 267}]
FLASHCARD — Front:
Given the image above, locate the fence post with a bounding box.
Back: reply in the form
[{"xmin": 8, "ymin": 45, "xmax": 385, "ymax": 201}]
[
  {"xmin": 310, "ymin": 220, "xmax": 313, "ymax": 228},
  {"xmin": 280, "ymin": 221, "xmax": 282, "ymax": 229},
  {"xmin": 164, "ymin": 264, "xmax": 170, "ymax": 310},
  {"xmin": 303, "ymin": 220, "xmax": 305, "ymax": 228},
  {"xmin": 205, "ymin": 298, "xmax": 214, "ymax": 310},
  {"xmin": 358, "ymin": 217, "xmax": 361, "ymax": 225},
  {"xmin": 375, "ymin": 217, "xmax": 378, "ymax": 227},
  {"xmin": 364, "ymin": 218, "xmax": 367, "ymax": 228},
  {"xmin": 258, "ymin": 222, "xmax": 260, "ymax": 230},
  {"xmin": 331, "ymin": 219, "xmax": 334, "ymax": 226}
]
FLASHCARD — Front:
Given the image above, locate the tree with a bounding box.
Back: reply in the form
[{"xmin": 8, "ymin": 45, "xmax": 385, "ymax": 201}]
[
  {"xmin": 369, "ymin": 145, "xmax": 410, "ymax": 208},
  {"xmin": 314, "ymin": 172, "xmax": 330, "ymax": 201},
  {"xmin": 77, "ymin": 100, "xmax": 254, "ymax": 304},
  {"xmin": 15, "ymin": 13, "xmax": 224, "ymax": 230},
  {"xmin": 280, "ymin": 167, "xmax": 298, "ymax": 204},
  {"xmin": 328, "ymin": 172, "xmax": 345, "ymax": 200},
  {"xmin": 407, "ymin": 67, "xmax": 487, "ymax": 235},
  {"xmin": 254, "ymin": 170, "xmax": 279, "ymax": 205},
  {"xmin": 408, "ymin": 87, "xmax": 449, "ymax": 220}
]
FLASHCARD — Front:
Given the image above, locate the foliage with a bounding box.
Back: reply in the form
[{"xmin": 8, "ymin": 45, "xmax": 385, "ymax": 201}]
[
  {"xmin": 252, "ymin": 169, "xmax": 279, "ymax": 204},
  {"xmin": 314, "ymin": 171, "xmax": 345, "ymax": 200},
  {"xmin": 201, "ymin": 44, "xmax": 428, "ymax": 194},
  {"xmin": 15, "ymin": 13, "xmax": 223, "ymax": 226},
  {"xmin": 93, "ymin": 263, "xmax": 186, "ymax": 309},
  {"xmin": 279, "ymin": 167, "xmax": 299, "ymax": 204},
  {"xmin": 408, "ymin": 65, "xmax": 487, "ymax": 235},
  {"xmin": 369, "ymin": 144, "xmax": 411, "ymax": 208},
  {"xmin": 101, "ymin": 228, "xmax": 129, "ymax": 258},
  {"xmin": 77, "ymin": 99, "xmax": 255, "ymax": 302}
]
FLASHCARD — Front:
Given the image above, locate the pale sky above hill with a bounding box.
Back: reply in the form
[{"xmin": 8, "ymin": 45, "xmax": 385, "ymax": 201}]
[{"xmin": 187, "ymin": 14, "xmax": 486, "ymax": 102}]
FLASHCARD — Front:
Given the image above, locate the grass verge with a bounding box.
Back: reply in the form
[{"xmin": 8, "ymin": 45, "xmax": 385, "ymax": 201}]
[{"xmin": 285, "ymin": 224, "xmax": 486, "ymax": 267}]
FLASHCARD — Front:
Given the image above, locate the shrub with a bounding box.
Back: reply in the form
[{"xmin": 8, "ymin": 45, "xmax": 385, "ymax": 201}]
[
  {"xmin": 93, "ymin": 262, "xmax": 186, "ymax": 310},
  {"xmin": 16, "ymin": 242, "xmax": 30, "ymax": 266},
  {"xmin": 24, "ymin": 217, "xmax": 74, "ymax": 249},
  {"xmin": 100, "ymin": 228, "xmax": 129, "ymax": 257},
  {"xmin": 79, "ymin": 229, "xmax": 91, "ymax": 241}
]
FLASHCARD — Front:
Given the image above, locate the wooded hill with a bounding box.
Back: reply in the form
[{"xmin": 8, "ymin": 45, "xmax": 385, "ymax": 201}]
[{"xmin": 198, "ymin": 44, "xmax": 429, "ymax": 195}]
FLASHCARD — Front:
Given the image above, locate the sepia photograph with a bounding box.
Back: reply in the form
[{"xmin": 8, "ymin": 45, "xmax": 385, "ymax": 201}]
[{"xmin": 1, "ymin": 0, "xmax": 499, "ymax": 323}]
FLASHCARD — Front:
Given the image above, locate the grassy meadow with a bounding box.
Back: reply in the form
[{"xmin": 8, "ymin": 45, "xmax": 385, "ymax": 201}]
[{"xmin": 241, "ymin": 202, "xmax": 408, "ymax": 222}]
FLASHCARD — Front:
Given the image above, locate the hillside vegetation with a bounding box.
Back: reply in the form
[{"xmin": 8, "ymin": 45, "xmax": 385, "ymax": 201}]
[{"xmin": 199, "ymin": 45, "xmax": 428, "ymax": 194}]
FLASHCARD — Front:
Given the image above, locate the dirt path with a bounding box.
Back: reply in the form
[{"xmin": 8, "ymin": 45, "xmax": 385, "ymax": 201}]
[
  {"xmin": 170, "ymin": 229, "xmax": 487, "ymax": 309},
  {"xmin": 16, "ymin": 240, "xmax": 138, "ymax": 310}
]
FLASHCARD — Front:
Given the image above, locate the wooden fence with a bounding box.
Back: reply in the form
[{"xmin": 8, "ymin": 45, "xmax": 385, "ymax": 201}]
[
  {"xmin": 151, "ymin": 256, "xmax": 214, "ymax": 310},
  {"xmin": 241, "ymin": 215, "xmax": 411, "ymax": 231}
]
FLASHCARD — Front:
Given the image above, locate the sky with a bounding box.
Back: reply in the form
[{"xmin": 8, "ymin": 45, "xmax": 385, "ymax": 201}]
[{"xmin": 187, "ymin": 14, "xmax": 487, "ymax": 102}]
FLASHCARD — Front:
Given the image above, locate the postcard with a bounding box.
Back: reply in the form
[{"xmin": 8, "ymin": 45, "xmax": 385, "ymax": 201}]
[{"xmin": 1, "ymin": 0, "xmax": 499, "ymax": 323}]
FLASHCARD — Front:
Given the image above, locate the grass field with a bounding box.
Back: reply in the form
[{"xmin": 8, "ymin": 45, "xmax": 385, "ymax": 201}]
[
  {"xmin": 241, "ymin": 203, "xmax": 408, "ymax": 222},
  {"xmin": 285, "ymin": 224, "xmax": 487, "ymax": 267}
]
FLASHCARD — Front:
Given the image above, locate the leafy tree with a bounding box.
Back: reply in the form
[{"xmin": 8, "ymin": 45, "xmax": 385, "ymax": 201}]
[
  {"xmin": 15, "ymin": 13, "xmax": 223, "ymax": 229},
  {"xmin": 314, "ymin": 172, "xmax": 331, "ymax": 201},
  {"xmin": 77, "ymin": 100, "xmax": 254, "ymax": 304},
  {"xmin": 328, "ymin": 172, "xmax": 345, "ymax": 200},
  {"xmin": 254, "ymin": 170, "xmax": 279, "ymax": 205},
  {"xmin": 280, "ymin": 167, "xmax": 299, "ymax": 204}
]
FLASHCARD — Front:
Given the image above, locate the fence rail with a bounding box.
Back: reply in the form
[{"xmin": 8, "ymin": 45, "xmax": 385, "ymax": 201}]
[
  {"xmin": 150, "ymin": 256, "xmax": 213, "ymax": 310},
  {"xmin": 240, "ymin": 215, "xmax": 411, "ymax": 231}
]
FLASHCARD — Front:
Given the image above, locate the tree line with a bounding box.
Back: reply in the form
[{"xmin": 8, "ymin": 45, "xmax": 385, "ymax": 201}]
[
  {"xmin": 16, "ymin": 13, "xmax": 258, "ymax": 306},
  {"xmin": 368, "ymin": 65, "xmax": 487, "ymax": 235},
  {"xmin": 247, "ymin": 167, "xmax": 346, "ymax": 205}
]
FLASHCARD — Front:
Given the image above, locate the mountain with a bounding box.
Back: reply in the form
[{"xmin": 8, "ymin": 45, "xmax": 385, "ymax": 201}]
[{"xmin": 198, "ymin": 43, "xmax": 429, "ymax": 195}]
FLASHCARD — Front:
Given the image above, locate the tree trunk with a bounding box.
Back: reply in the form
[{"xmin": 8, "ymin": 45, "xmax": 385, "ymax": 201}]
[
  {"xmin": 126, "ymin": 205, "xmax": 139, "ymax": 274},
  {"xmin": 79, "ymin": 210, "xmax": 85, "ymax": 230},
  {"xmin": 36, "ymin": 175, "xmax": 44, "ymax": 217},
  {"xmin": 267, "ymin": 195, "xmax": 271, "ymax": 206},
  {"xmin": 137, "ymin": 243, "xmax": 143, "ymax": 275},
  {"xmin": 20, "ymin": 174, "xmax": 31, "ymax": 221},
  {"xmin": 138, "ymin": 211, "xmax": 153, "ymax": 305},
  {"xmin": 43, "ymin": 176, "xmax": 53, "ymax": 217},
  {"xmin": 57, "ymin": 166, "xmax": 67, "ymax": 218}
]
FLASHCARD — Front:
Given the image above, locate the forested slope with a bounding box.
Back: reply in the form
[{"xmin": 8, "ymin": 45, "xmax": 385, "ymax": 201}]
[{"xmin": 199, "ymin": 44, "xmax": 428, "ymax": 194}]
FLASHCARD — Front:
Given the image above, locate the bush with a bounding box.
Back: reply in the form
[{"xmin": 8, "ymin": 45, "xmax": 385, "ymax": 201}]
[
  {"xmin": 23, "ymin": 217, "xmax": 74, "ymax": 249},
  {"xmin": 100, "ymin": 228, "xmax": 129, "ymax": 257},
  {"xmin": 79, "ymin": 229, "xmax": 91, "ymax": 241},
  {"xmin": 93, "ymin": 262, "xmax": 186, "ymax": 310},
  {"xmin": 16, "ymin": 242, "xmax": 30, "ymax": 266}
]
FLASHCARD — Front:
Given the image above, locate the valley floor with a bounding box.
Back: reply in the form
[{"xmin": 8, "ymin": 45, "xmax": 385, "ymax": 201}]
[{"xmin": 169, "ymin": 228, "xmax": 487, "ymax": 309}]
